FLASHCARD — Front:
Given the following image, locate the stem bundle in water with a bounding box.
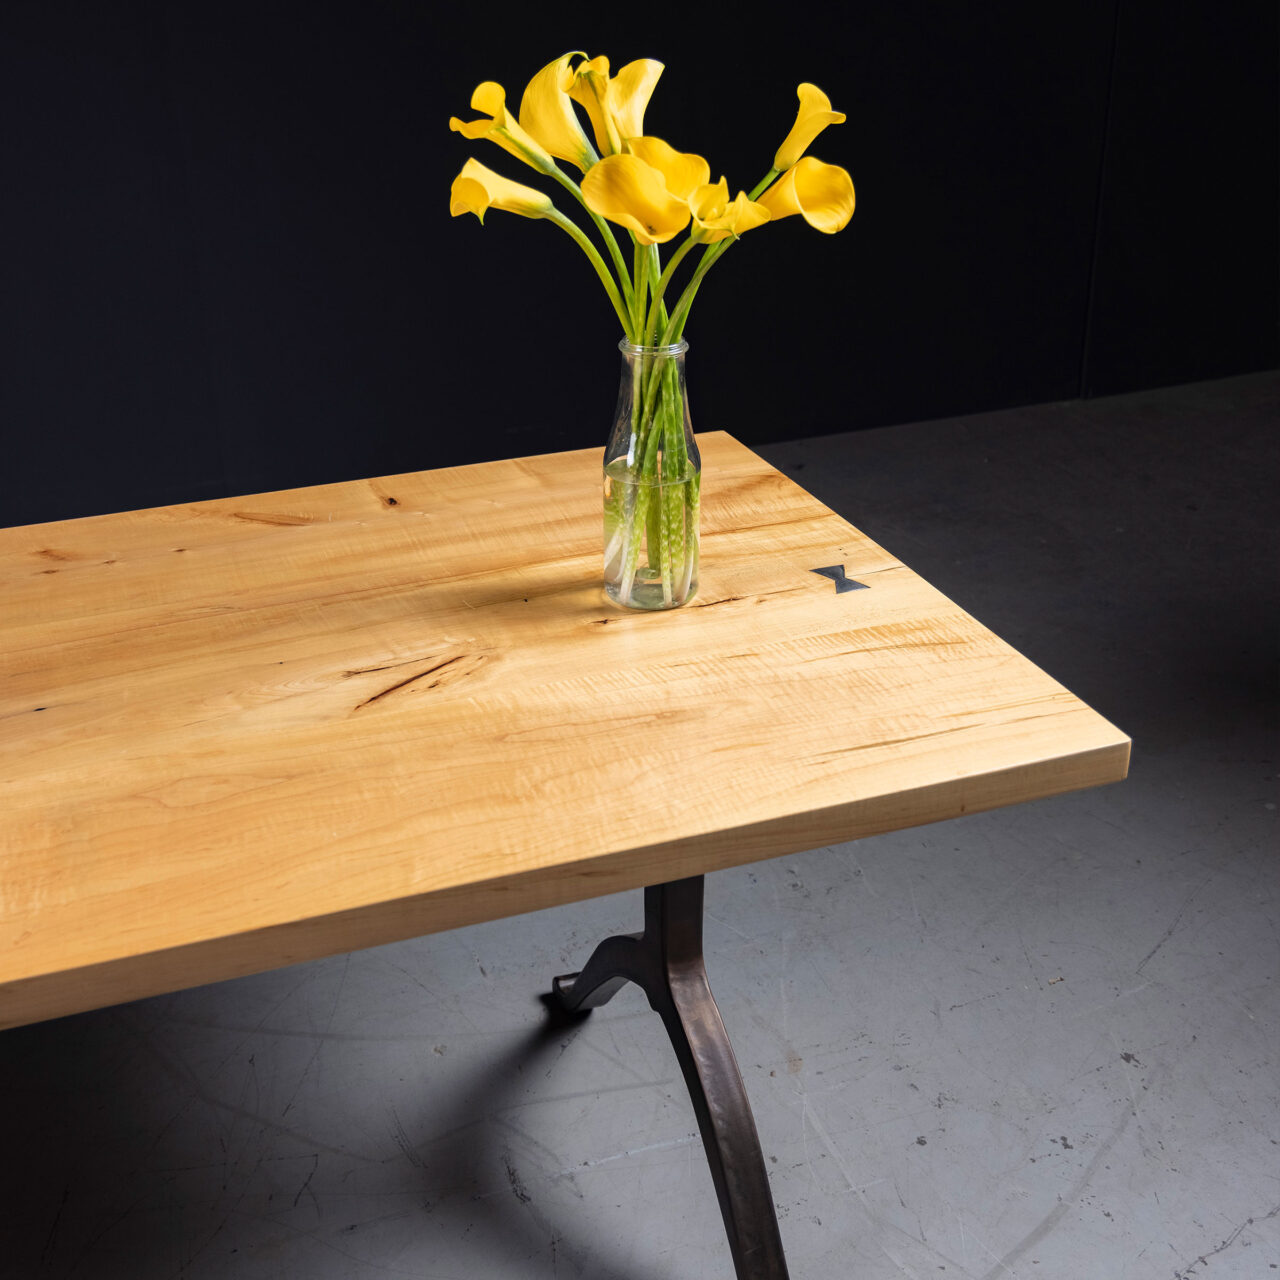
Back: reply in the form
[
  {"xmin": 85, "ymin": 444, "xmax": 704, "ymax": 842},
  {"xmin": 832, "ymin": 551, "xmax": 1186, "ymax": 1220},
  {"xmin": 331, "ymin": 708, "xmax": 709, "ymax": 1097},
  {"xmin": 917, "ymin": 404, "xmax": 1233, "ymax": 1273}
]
[{"xmin": 603, "ymin": 340, "xmax": 700, "ymax": 610}]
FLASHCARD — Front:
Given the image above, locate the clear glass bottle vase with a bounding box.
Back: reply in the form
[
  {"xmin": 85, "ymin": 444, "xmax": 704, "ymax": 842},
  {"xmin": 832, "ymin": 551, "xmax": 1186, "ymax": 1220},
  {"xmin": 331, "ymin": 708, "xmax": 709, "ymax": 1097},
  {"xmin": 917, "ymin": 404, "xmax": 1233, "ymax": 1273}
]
[{"xmin": 603, "ymin": 339, "xmax": 701, "ymax": 610}]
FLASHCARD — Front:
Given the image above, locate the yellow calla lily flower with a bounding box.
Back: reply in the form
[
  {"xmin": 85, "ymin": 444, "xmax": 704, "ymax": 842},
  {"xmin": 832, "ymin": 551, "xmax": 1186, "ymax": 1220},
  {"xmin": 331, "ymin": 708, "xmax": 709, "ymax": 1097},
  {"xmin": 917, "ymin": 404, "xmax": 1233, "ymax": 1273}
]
[
  {"xmin": 567, "ymin": 56, "xmax": 615, "ymax": 153},
  {"xmin": 756, "ymin": 156, "xmax": 855, "ymax": 233},
  {"xmin": 581, "ymin": 153, "xmax": 691, "ymax": 245},
  {"xmin": 449, "ymin": 81, "xmax": 555, "ymax": 173},
  {"xmin": 774, "ymin": 83, "xmax": 847, "ymax": 171},
  {"xmin": 449, "ymin": 158, "xmax": 555, "ymax": 222},
  {"xmin": 609, "ymin": 59, "xmax": 664, "ymax": 143},
  {"xmin": 625, "ymin": 137, "xmax": 710, "ymax": 201},
  {"xmin": 519, "ymin": 52, "xmax": 597, "ymax": 173},
  {"xmin": 569, "ymin": 55, "xmax": 664, "ymax": 155},
  {"xmin": 689, "ymin": 178, "xmax": 772, "ymax": 243}
]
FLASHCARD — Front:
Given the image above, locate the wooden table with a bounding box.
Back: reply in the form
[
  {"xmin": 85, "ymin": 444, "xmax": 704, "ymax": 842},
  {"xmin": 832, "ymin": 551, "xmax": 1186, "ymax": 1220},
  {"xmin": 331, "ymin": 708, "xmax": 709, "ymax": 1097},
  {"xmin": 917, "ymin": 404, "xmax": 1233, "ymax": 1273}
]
[{"xmin": 0, "ymin": 432, "xmax": 1128, "ymax": 1277}]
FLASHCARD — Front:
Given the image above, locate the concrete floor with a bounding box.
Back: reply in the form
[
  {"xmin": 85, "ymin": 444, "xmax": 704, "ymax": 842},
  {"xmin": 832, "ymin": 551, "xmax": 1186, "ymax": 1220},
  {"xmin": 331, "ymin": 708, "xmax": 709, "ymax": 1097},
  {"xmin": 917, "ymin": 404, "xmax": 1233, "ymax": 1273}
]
[{"xmin": 2, "ymin": 371, "xmax": 1276, "ymax": 1279}]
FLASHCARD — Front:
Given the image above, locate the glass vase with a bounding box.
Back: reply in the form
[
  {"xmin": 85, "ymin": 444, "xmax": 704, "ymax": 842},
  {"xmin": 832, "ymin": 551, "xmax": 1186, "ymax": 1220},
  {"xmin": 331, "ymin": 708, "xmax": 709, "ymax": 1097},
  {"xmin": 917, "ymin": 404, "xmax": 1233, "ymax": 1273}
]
[{"xmin": 603, "ymin": 339, "xmax": 701, "ymax": 610}]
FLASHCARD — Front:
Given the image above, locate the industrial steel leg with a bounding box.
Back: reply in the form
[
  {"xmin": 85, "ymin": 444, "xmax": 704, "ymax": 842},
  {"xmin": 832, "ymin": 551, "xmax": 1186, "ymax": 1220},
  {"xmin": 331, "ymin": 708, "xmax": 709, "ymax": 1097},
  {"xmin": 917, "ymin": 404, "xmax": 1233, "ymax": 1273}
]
[{"xmin": 552, "ymin": 876, "xmax": 790, "ymax": 1280}]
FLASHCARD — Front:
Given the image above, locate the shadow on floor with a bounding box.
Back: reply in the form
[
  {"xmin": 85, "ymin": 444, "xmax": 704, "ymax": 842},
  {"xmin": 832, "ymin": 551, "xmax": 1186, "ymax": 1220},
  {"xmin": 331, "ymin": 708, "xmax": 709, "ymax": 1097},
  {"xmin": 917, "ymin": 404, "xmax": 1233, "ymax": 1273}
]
[{"xmin": 0, "ymin": 990, "xmax": 676, "ymax": 1279}]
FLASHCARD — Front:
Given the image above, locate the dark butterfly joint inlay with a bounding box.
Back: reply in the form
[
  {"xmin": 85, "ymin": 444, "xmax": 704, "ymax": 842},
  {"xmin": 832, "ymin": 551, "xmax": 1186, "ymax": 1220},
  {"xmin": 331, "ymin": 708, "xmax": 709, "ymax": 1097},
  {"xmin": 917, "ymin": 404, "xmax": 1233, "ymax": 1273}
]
[{"xmin": 810, "ymin": 564, "xmax": 868, "ymax": 594}]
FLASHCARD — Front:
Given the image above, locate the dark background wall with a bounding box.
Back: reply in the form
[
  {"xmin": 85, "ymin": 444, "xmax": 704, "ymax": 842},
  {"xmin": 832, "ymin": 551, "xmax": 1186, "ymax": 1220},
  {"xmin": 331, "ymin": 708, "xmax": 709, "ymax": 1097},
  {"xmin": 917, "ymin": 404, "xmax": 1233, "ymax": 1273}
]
[{"xmin": 2, "ymin": 0, "xmax": 1276, "ymax": 527}]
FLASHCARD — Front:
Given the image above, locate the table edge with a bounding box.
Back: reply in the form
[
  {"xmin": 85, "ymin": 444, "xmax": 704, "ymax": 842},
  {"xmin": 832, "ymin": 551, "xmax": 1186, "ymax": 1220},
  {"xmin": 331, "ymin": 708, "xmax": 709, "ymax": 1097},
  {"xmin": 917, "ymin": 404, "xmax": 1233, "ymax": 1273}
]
[{"xmin": 0, "ymin": 734, "xmax": 1128, "ymax": 1030}]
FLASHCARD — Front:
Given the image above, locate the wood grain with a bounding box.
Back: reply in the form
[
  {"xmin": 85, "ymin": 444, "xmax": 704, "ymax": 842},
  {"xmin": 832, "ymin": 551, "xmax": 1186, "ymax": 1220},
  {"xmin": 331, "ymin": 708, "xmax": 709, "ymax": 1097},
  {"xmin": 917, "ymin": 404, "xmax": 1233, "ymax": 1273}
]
[{"xmin": 0, "ymin": 433, "xmax": 1129, "ymax": 1028}]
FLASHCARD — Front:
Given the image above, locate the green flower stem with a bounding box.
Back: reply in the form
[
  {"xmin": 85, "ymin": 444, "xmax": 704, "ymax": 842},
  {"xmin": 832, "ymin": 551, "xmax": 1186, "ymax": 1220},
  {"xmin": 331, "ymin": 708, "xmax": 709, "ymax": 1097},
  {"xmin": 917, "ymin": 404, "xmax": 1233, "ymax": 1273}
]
[
  {"xmin": 634, "ymin": 348, "xmax": 670, "ymax": 467},
  {"xmin": 640, "ymin": 360, "xmax": 669, "ymax": 594},
  {"xmin": 638, "ymin": 360, "xmax": 664, "ymax": 471},
  {"xmin": 661, "ymin": 168, "xmax": 781, "ymax": 342},
  {"xmin": 663, "ymin": 241, "xmax": 725, "ymax": 344},
  {"xmin": 665, "ymin": 358, "xmax": 688, "ymax": 475},
  {"xmin": 619, "ymin": 374, "xmax": 664, "ymax": 602},
  {"xmin": 619, "ymin": 491, "xmax": 645, "ymax": 601},
  {"xmin": 644, "ymin": 238, "xmax": 695, "ymax": 345},
  {"xmin": 679, "ymin": 470, "xmax": 700, "ymax": 599},
  {"xmin": 632, "ymin": 240, "xmax": 649, "ymax": 338},
  {"xmin": 644, "ymin": 243, "xmax": 664, "ymax": 344},
  {"xmin": 589, "ymin": 210, "xmax": 633, "ymax": 313},
  {"xmin": 750, "ymin": 168, "xmax": 781, "ymax": 200},
  {"xmin": 543, "ymin": 164, "xmax": 634, "ymax": 319},
  {"xmin": 650, "ymin": 243, "xmax": 671, "ymax": 336},
  {"xmin": 546, "ymin": 209, "xmax": 633, "ymax": 339},
  {"xmin": 629, "ymin": 337, "xmax": 644, "ymax": 442},
  {"xmin": 659, "ymin": 358, "xmax": 686, "ymax": 604}
]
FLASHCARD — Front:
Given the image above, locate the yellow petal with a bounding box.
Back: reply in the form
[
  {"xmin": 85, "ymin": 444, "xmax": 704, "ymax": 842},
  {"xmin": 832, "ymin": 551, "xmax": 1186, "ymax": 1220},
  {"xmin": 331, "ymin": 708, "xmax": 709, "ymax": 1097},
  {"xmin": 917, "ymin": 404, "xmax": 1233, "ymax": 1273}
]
[
  {"xmin": 774, "ymin": 83, "xmax": 847, "ymax": 171},
  {"xmin": 756, "ymin": 156, "xmax": 855, "ymax": 233},
  {"xmin": 449, "ymin": 80, "xmax": 554, "ymax": 172},
  {"xmin": 690, "ymin": 179, "xmax": 772, "ymax": 243},
  {"xmin": 691, "ymin": 177, "xmax": 731, "ymax": 218},
  {"xmin": 568, "ymin": 55, "xmax": 617, "ymax": 154},
  {"xmin": 581, "ymin": 153, "xmax": 691, "ymax": 245},
  {"xmin": 519, "ymin": 52, "xmax": 597, "ymax": 173},
  {"xmin": 624, "ymin": 136, "xmax": 710, "ymax": 201},
  {"xmin": 449, "ymin": 158, "xmax": 554, "ymax": 222},
  {"xmin": 567, "ymin": 55, "xmax": 663, "ymax": 155},
  {"xmin": 608, "ymin": 59, "xmax": 663, "ymax": 143},
  {"xmin": 471, "ymin": 81, "xmax": 507, "ymax": 118},
  {"xmin": 449, "ymin": 176, "xmax": 491, "ymax": 221}
]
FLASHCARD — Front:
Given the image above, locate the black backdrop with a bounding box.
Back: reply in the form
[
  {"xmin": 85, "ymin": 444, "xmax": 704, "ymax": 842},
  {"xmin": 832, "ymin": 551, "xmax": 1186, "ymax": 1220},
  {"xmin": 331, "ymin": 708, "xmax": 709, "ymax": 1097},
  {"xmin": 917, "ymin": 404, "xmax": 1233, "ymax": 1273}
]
[{"xmin": 2, "ymin": 1, "xmax": 1276, "ymax": 526}]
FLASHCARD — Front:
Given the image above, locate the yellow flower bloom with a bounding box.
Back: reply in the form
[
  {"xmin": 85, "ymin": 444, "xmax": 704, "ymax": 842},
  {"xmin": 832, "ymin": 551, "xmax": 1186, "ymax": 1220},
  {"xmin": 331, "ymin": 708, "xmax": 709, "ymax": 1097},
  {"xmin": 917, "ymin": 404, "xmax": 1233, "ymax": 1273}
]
[
  {"xmin": 569, "ymin": 55, "xmax": 664, "ymax": 155},
  {"xmin": 756, "ymin": 156, "xmax": 855, "ymax": 233},
  {"xmin": 518, "ymin": 52, "xmax": 597, "ymax": 173},
  {"xmin": 567, "ymin": 56, "xmax": 614, "ymax": 152},
  {"xmin": 609, "ymin": 59, "xmax": 664, "ymax": 144},
  {"xmin": 689, "ymin": 178, "xmax": 772, "ymax": 243},
  {"xmin": 581, "ymin": 153, "xmax": 690, "ymax": 245},
  {"xmin": 449, "ymin": 158, "xmax": 554, "ymax": 222},
  {"xmin": 624, "ymin": 137, "xmax": 710, "ymax": 201},
  {"xmin": 774, "ymin": 83, "xmax": 847, "ymax": 171},
  {"xmin": 449, "ymin": 81, "xmax": 554, "ymax": 173}
]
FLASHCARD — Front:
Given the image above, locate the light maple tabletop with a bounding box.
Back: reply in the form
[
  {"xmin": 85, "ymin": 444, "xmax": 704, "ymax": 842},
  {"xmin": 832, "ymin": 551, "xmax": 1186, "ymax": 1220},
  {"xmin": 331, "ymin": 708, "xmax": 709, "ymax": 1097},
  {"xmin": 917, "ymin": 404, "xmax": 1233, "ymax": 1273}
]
[
  {"xmin": 0, "ymin": 431, "xmax": 1128, "ymax": 1031},
  {"xmin": 0, "ymin": 430, "xmax": 1130, "ymax": 1277}
]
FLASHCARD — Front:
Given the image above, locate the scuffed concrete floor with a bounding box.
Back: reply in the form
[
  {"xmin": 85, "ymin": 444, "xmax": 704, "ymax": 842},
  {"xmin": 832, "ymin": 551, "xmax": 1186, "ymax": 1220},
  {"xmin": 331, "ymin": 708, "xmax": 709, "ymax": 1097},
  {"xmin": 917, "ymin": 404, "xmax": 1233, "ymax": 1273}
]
[{"xmin": 1, "ymin": 371, "xmax": 1276, "ymax": 1278}]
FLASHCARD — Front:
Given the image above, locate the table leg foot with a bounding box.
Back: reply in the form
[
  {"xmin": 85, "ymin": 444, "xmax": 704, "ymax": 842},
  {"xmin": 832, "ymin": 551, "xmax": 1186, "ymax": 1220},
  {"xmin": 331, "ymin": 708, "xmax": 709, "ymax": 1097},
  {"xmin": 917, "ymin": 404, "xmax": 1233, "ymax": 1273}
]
[
  {"xmin": 550, "ymin": 876, "xmax": 790, "ymax": 1280},
  {"xmin": 552, "ymin": 930, "xmax": 644, "ymax": 1011}
]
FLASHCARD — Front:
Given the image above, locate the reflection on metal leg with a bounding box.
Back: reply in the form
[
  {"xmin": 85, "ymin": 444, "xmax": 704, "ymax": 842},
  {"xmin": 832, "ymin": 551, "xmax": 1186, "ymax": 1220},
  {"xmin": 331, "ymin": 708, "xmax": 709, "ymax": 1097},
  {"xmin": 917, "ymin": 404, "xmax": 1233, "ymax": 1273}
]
[{"xmin": 552, "ymin": 877, "xmax": 790, "ymax": 1280}]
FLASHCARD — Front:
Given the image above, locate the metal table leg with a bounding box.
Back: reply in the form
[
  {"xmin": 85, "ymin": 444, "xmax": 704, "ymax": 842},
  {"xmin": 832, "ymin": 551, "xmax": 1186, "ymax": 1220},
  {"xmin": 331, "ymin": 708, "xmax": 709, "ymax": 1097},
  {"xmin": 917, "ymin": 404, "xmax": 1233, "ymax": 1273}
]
[{"xmin": 552, "ymin": 876, "xmax": 791, "ymax": 1280}]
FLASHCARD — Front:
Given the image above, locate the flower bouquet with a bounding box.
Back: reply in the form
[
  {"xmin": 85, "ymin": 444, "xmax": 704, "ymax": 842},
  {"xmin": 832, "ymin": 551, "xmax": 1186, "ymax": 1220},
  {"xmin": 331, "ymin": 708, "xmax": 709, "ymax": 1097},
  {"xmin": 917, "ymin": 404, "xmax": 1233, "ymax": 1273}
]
[{"xmin": 450, "ymin": 53, "xmax": 854, "ymax": 608}]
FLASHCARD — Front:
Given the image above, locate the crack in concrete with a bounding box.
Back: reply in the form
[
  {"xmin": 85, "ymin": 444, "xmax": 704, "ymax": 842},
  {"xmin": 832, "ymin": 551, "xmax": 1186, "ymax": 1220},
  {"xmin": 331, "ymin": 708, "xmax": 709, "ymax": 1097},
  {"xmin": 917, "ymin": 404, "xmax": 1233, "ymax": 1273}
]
[{"xmin": 1171, "ymin": 1202, "xmax": 1280, "ymax": 1279}]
